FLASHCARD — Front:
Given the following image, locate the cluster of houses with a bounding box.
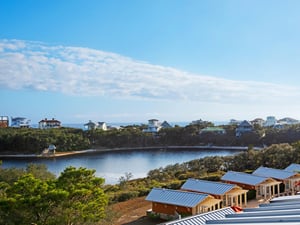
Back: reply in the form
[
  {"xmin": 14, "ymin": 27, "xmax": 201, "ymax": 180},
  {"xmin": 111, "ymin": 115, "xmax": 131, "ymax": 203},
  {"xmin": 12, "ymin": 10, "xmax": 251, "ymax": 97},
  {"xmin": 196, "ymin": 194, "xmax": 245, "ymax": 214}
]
[
  {"xmin": 0, "ymin": 116, "xmax": 62, "ymax": 129},
  {"xmin": 145, "ymin": 163, "xmax": 300, "ymax": 222},
  {"xmin": 158, "ymin": 194, "xmax": 300, "ymax": 225},
  {"xmin": 1, "ymin": 116, "xmax": 299, "ymax": 135}
]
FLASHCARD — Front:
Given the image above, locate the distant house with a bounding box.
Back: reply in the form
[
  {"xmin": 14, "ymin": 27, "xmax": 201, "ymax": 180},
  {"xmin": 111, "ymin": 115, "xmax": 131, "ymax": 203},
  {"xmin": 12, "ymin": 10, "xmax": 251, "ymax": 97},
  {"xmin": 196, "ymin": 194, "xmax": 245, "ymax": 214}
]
[
  {"xmin": 190, "ymin": 119, "xmax": 211, "ymax": 126},
  {"xmin": 84, "ymin": 120, "xmax": 107, "ymax": 130},
  {"xmin": 0, "ymin": 116, "xmax": 9, "ymax": 128},
  {"xmin": 181, "ymin": 178, "xmax": 248, "ymax": 207},
  {"xmin": 253, "ymin": 166, "xmax": 300, "ymax": 195},
  {"xmin": 200, "ymin": 127, "xmax": 226, "ymax": 135},
  {"xmin": 221, "ymin": 171, "xmax": 281, "ymax": 200},
  {"xmin": 251, "ymin": 118, "xmax": 265, "ymax": 127},
  {"xmin": 84, "ymin": 120, "xmax": 98, "ymax": 130},
  {"xmin": 278, "ymin": 117, "xmax": 299, "ymax": 125},
  {"xmin": 42, "ymin": 144, "xmax": 56, "ymax": 156},
  {"xmin": 39, "ymin": 118, "xmax": 61, "ymax": 129},
  {"xmin": 264, "ymin": 116, "xmax": 277, "ymax": 127},
  {"xmin": 235, "ymin": 120, "xmax": 253, "ymax": 137},
  {"xmin": 143, "ymin": 119, "xmax": 162, "ymax": 133},
  {"xmin": 11, "ymin": 117, "xmax": 31, "ymax": 128},
  {"xmin": 161, "ymin": 120, "xmax": 172, "ymax": 129},
  {"xmin": 146, "ymin": 188, "xmax": 221, "ymax": 219},
  {"xmin": 98, "ymin": 122, "xmax": 107, "ymax": 130},
  {"xmin": 229, "ymin": 119, "xmax": 241, "ymax": 125}
]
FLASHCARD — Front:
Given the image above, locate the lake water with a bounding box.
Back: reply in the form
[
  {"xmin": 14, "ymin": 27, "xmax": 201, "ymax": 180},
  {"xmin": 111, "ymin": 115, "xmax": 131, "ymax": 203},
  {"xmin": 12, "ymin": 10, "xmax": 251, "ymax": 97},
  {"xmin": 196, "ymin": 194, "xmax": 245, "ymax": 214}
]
[{"xmin": 1, "ymin": 148, "xmax": 240, "ymax": 184}]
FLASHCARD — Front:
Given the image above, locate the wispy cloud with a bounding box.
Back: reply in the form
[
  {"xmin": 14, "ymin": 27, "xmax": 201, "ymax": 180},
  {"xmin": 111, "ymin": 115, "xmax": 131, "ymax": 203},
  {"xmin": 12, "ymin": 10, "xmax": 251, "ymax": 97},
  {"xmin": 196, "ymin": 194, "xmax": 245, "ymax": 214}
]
[{"xmin": 1, "ymin": 39, "xmax": 299, "ymax": 104}]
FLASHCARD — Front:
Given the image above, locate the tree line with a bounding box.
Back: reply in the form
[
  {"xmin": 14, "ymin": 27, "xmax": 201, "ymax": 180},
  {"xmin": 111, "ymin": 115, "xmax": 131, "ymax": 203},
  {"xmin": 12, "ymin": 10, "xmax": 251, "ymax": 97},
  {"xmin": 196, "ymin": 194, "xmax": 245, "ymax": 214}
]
[{"xmin": 0, "ymin": 128, "xmax": 90, "ymax": 154}]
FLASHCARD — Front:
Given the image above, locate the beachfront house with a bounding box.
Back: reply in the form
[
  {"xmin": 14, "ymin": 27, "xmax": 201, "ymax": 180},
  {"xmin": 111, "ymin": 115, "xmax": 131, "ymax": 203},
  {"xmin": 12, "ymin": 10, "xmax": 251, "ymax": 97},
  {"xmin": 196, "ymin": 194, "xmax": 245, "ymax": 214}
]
[
  {"xmin": 146, "ymin": 188, "xmax": 221, "ymax": 220},
  {"xmin": 84, "ymin": 120, "xmax": 107, "ymax": 130},
  {"xmin": 221, "ymin": 171, "xmax": 281, "ymax": 200},
  {"xmin": 235, "ymin": 120, "xmax": 253, "ymax": 137},
  {"xmin": 181, "ymin": 178, "xmax": 248, "ymax": 208},
  {"xmin": 251, "ymin": 118, "xmax": 265, "ymax": 127},
  {"xmin": 11, "ymin": 117, "xmax": 31, "ymax": 128},
  {"xmin": 0, "ymin": 116, "xmax": 9, "ymax": 128},
  {"xmin": 39, "ymin": 118, "xmax": 61, "ymax": 129},
  {"xmin": 143, "ymin": 119, "xmax": 162, "ymax": 133},
  {"xmin": 264, "ymin": 116, "xmax": 277, "ymax": 127},
  {"xmin": 161, "ymin": 120, "xmax": 172, "ymax": 129},
  {"xmin": 253, "ymin": 166, "xmax": 300, "ymax": 195}
]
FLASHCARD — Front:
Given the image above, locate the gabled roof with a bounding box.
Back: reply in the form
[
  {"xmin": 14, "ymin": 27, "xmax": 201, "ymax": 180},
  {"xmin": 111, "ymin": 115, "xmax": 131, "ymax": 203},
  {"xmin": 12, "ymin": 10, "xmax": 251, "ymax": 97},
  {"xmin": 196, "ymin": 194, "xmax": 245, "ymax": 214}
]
[
  {"xmin": 160, "ymin": 207, "xmax": 235, "ymax": 225},
  {"xmin": 181, "ymin": 178, "xmax": 237, "ymax": 195},
  {"xmin": 162, "ymin": 195, "xmax": 300, "ymax": 225},
  {"xmin": 39, "ymin": 118, "xmax": 61, "ymax": 123},
  {"xmin": 161, "ymin": 121, "xmax": 172, "ymax": 128},
  {"xmin": 146, "ymin": 188, "xmax": 210, "ymax": 208},
  {"xmin": 285, "ymin": 163, "xmax": 300, "ymax": 173},
  {"xmin": 237, "ymin": 120, "xmax": 253, "ymax": 128},
  {"xmin": 221, "ymin": 171, "xmax": 270, "ymax": 186},
  {"xmin": 253, "ymin": 166, "xmax": 296, "ymax": 180}
]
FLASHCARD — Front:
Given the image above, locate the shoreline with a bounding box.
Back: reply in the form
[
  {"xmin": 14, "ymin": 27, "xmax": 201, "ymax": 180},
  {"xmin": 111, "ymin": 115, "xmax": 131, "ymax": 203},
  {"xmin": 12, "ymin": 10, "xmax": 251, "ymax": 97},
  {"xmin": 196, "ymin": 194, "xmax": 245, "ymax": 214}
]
[{"xmin": 0, "ymin": 145, "xmax": 261, "ymax": 159}]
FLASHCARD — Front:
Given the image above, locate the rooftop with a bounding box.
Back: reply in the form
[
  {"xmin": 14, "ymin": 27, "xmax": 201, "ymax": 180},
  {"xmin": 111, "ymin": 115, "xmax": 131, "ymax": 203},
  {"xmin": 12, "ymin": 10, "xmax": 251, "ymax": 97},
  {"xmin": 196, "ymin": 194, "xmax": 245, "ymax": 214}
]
[
  {"xmin": 146, "ymin": 188, "xmax": 210, "ymax": 208},
  {"xmin": 181, "ymin": 178, "xmax": 238, "ymax": 195}
]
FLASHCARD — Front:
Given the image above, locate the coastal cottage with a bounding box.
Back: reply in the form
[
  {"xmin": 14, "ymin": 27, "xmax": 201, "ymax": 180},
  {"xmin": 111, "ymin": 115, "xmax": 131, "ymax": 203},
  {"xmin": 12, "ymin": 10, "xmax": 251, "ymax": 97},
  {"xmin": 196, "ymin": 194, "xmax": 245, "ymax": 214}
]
[
  {"xmin": 143, "ymin": 119, "xmax": 162, "ymax": 133},
  {"xmin": 84, "ymin": 120, "xmax": 107, "ymax": 130},
  {"xmin": 11, "ymin": 117, "xmax": 31, "ymax": 128},
  {"xmin": 146, "ymin": 188, "xmax": 221, "ymax": 219},
  {"xmin": 181, "ymin": 178, "xmax": 248, "ymax": 207},
  {"xmin": 253, "ymin": 166, "xmax": 300, "ymax": 195},
  {"xmin": 264, "ymin": 116, "xmax": 277, "ymax": 127},
  {"xmin": 0, "ymin": 116, "xmax": 9, "ymax": 128},
  {"xmin": 39, "ymin": 118, "xmax": 61, "ymax": 129},
  {"xmin": 221, "ymin": 171, "xmax": 281, "ymax": 200},
  {"xmin": 251, "ymin": 118, "xmax": 265, "ymax": 127},
  {"xmin": 235, "ymin": 120, "xmax": 253, "ymax": 137},
  {"xmin": 161, "ymin": 120, "xmax": 172, "ymax": 129}
]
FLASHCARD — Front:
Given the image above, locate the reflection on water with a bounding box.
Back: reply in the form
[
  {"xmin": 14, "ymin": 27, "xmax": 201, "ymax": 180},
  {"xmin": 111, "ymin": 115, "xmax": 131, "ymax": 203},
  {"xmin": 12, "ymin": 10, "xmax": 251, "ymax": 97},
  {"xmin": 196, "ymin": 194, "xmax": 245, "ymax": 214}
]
[{"xmin": 1, "ymin": 149, "xmax": 240, "ymax": 184}]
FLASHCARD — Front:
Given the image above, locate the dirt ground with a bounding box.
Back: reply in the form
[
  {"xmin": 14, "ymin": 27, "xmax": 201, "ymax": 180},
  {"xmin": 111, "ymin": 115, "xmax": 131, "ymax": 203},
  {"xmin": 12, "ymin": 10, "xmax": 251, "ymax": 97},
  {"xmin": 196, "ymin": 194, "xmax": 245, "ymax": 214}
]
[
  {"xmin": 110, "ymin": 197, "xmax": 264, "ymax": 225},
  {"xmin": 111, "ymin": 196, "xmax": 163, "ymax": 225}
]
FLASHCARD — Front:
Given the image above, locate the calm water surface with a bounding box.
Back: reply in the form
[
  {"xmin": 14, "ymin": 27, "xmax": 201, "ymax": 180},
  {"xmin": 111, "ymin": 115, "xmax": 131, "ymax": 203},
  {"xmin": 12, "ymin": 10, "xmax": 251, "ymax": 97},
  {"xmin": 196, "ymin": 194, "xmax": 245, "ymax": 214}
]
[{"xmin": 1, "ymin": 149, "xmax": 240, "ymax": 184}]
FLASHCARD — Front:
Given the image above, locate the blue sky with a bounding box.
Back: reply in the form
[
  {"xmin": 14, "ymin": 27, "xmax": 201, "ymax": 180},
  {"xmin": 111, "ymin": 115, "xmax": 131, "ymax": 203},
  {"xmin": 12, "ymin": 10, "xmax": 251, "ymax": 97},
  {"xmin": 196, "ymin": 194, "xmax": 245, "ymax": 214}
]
[{"xmin": 1, "ymin": 0, "xmax": 300, "ymax": 125}]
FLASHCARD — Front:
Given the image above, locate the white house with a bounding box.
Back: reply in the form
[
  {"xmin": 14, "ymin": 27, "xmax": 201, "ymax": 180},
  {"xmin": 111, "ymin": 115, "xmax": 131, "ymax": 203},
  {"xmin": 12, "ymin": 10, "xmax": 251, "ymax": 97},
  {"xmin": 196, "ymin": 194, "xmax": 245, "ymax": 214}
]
[
  {"xmin": 84, "ymin": 120, "xmax": 107, "ymax": 130},
  {"xmin": 11, "ymin": 117, "xmax": 31, "ymax": 128},
  {"xmin": 143, "ymin": 119, "xmax": 162, "ymax": 133},
  {"xmin": 264, "ymin": 116, "xmax": 277, "ymax": 127},
  {"xmin": 39, "ymin": 118, "xmax": 61, "ymax": 129},
  {"xmin": 235, "ymin": 120, "xmax": 253, "ymax": 137},
  {"xmin": 278, "ymin": 117, "xmax": 300, "ymax": 125}
]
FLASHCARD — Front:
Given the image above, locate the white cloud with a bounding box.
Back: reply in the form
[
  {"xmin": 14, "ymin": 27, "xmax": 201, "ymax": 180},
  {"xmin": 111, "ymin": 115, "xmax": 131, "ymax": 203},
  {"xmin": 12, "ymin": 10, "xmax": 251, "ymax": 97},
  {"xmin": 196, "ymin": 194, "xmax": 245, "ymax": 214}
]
[{"xmin": 1, "ymin": 39, "xmax": 300, "ymax": 105}]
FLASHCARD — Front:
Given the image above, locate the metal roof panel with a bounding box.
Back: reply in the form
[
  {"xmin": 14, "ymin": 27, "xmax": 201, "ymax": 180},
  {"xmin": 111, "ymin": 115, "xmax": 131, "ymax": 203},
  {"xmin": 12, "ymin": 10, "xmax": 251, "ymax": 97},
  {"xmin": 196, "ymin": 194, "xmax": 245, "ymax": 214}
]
[
  {"xmin": 181, "ymin": 178, "xmax": 236, "ymax": 195},
  {"xmin": 253, "ymin": 166, "xmax": 296, "ymax": 180},
  {"xmin": 160, "ymin": 207, "xmax": 235, "ymax": 225},
  {"xmin": 285, "ymin": 163, "xmax": 300, "ymax": 173},
  {"xmin": 146, "ymin": 188, "xmax": 209, "ymax": 208},
  {"xmin": 221, "ymin": 171, "xmax": 268, "ymax": 186}
]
